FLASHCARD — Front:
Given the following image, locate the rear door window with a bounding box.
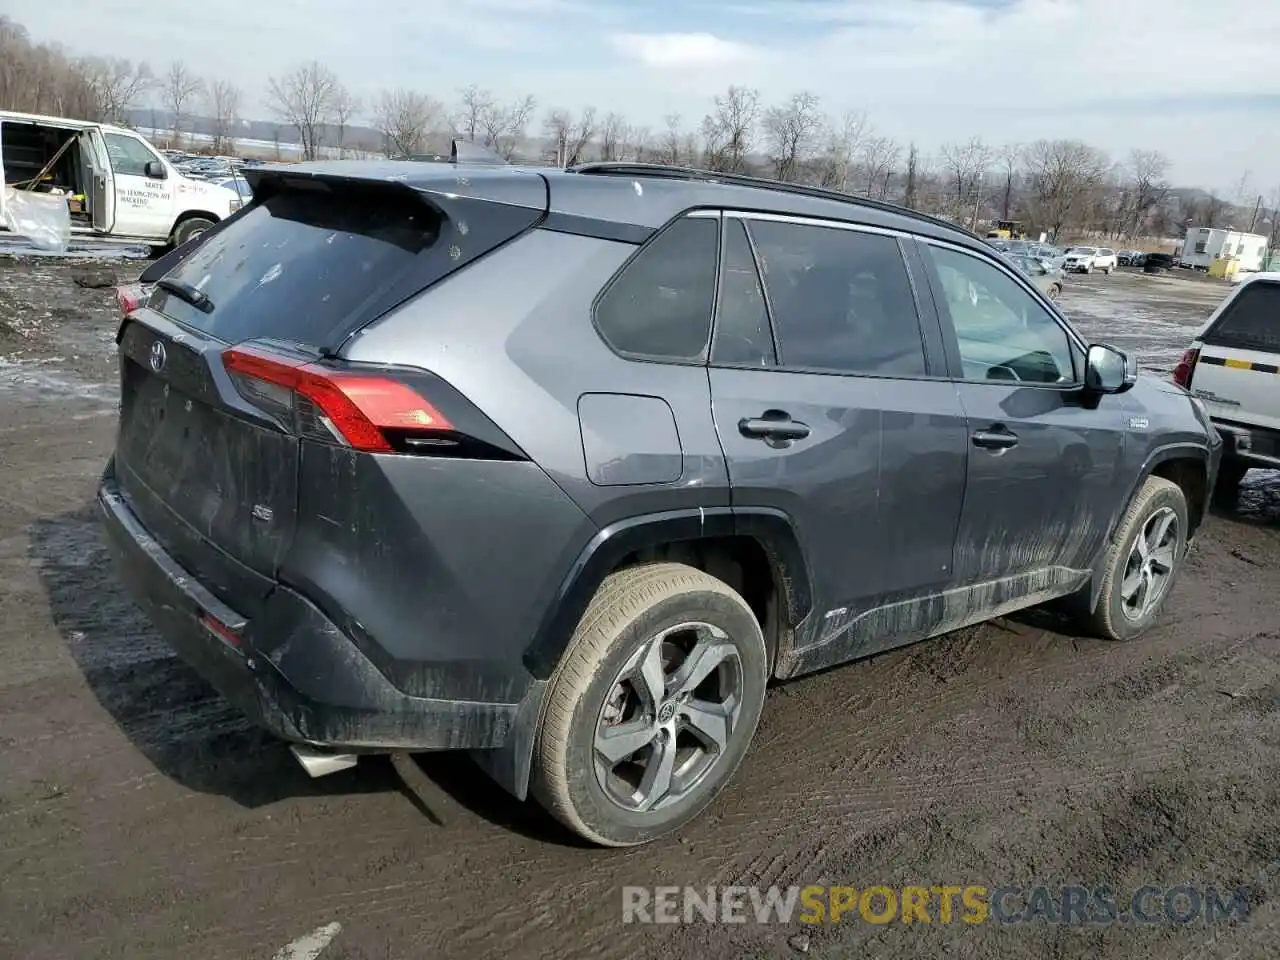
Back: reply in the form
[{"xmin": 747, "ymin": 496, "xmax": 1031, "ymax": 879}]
[
  {"xmin": 745, "ymin": 218, "xmax": 927, "ymax": 377},
  {"xmin": 150, "ymin": 186, "xmax": 440, "ymax": 345},
  {"xmin": 1204, "ymin": 280, "xmax": 1280, "ymax": 352},
  {"xmin": 594, "ymin": 216, "xmax": 719, "ymax": 362}
]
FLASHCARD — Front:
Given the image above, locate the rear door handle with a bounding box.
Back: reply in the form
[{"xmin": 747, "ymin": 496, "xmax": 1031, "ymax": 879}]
[
  {"xmin": 972, "ymin": 427, "xmax": 1019, "ymax": 450},
  {"xmin": 739, "ymin": 414, "xmax": 811, "ymax": 441}
]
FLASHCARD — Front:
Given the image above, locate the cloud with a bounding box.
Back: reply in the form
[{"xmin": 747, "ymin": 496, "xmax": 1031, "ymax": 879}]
[{"xmin": 609, "ymin": 32, "xmax": 762, "ymax": 69}]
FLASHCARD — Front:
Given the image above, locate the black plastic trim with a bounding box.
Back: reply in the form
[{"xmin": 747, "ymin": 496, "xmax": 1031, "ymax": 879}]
[
  {"xmin": 522, "ymin": 505, "xmax": 814, "ymax": 680},
  {"xmin": 540, "ymin": 212, "xmax": 654, "ymax": 245}
]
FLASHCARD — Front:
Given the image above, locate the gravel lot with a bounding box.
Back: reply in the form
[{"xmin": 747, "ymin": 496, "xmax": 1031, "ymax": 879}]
[{"xmin": 1, "ymin": 260, "xmax": 1278, "ymax": 960}]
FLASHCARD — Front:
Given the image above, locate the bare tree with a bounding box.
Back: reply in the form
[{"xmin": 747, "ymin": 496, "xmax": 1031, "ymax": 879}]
[
  {"xmin": 266, "ymin": 61, "xmax": 340, "ymax": 160},
  {"xmin": 762, "ymin": 91, "xmax": 822, "ymax": 182},
  {"xmin": 545, "ymin": 107, "xmax": 597, "ymax": 167},
  {"xmin": 373, "ymin": 89, "xmax": 441, "ymax": 156},
  {"xmin": 330, "ymin": 86, "xmax": 360, "ymax": 158},
  {"xmin": 1022, "ymin": 139, "xmax": 1110, "ymax": 239},
  {"xmin": 1125, "ymin": 149, "xmax": 1169, "ymax": 239},
  {"xmin": 996, "ymin": 143, "xmax": 1021, "ymax": 220},
  {"xmin": 598, "ymin": 112, "xmax": 627, "ymax": 162},
  {"xmin": 902, "ymin": 144, "xmax": 920, "ymax": 209},
  {"xmin": 455, "ymin": 85, "xmax": 495, "ymax": 141},
  {"xmin": 658, "ymin": 113, "xmax": 685, "ymax": 165},
  {"xmin": 207, "ymin": 80, "xmax": 242, "ymax": 154},
  {"xmin": 0, "ymin": 17, "xmax": 101, "ymax": 119},
  {"xmin": 478, "ymin": 95, "xmax": 536, "ymax": 159},
  {"xmin": 161, "ymin": 60, "xmax": 203, "ymax": 147},
  {"xmin": 815, "ymin": 110, "xmax": 869, "ymax": 191},
  {"xmin": 701, "ymin": 86, "xmax": 759, "ymax": 173},
  {"xmin": 940, "ymin": 137, "xmax": 994, "ymax": 220},
  {"xmin": 858, "ymin": 135, "xmax": 900, "ymax": 199},
  {"xmin": 82, "ymin": 56, "xmax": 154, "ymax": 124}
]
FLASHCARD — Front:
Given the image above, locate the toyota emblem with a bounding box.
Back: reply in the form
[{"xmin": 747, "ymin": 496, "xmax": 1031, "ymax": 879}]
[{"xmin": 149, "ymin": 340, "xmax": 167, "ymax": 373}]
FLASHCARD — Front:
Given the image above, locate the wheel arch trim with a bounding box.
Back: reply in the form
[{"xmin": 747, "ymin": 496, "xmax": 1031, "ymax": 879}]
[{"xmin": 522, "ymin": 505, "xmax": 814, "ymax": 682}]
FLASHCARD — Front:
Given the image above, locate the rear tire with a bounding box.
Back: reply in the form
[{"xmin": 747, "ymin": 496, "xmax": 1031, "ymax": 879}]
[
  {"xmin": 532, "ymin": 562, "xmax": 768, "ymax": 847},
  {"xmin": 1083, "ymin": 477, "xmax": 1188, "ymax": 641},
  {"xmin": 171, "ymin": 216, "xmax": 215, "ymax": 248}
]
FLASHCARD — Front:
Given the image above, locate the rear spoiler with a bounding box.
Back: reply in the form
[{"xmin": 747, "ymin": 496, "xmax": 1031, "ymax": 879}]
[{"xmin": 141, "ymin": 141, "xmax": 521, "ymax": 286}]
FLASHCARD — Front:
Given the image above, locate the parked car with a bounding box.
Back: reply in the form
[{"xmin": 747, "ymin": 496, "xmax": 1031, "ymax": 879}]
[
  {"xmin": 99, "ymin": 157, "xmax": 1221, "ymax": 847},
  {"xmin": 1063, "ymin": 246, "xmax": 1118, "ymax": 274},
  {"xmin": 1144, "ymin": 252, "xmax": 1175, "ymax": 273},
  {"xmin": 1172, "ymin": 272, "xmax": 1279, "ymax": 504},
  {"xmin": 1012, "ymin": 255, "xmax": 1064, "ymax": 300}
]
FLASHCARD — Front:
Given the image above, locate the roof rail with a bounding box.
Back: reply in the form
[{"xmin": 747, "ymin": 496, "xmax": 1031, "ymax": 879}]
[
  {"xmin": 450, "ymin": 138, "xmax": 506, "ymax": 165},
  {"xmin": 571, "ymin": 162, "xmax": 966, "ymax": 236}
]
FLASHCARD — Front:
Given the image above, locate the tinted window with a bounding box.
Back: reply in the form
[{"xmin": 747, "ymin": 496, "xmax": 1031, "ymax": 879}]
[
  {"xmin": 712, "ymin": 218, "xmax": 775, "ymax": 367},
  {"xmin": 151, "ymin": 187, "xmax": 439, "ymax": 344},
  {"xmin": 746, "ymin": 219, "xmax": 926, "ymax": 376},
  {"xmin": 105, "ymin": 133, "xmax": 161, "ymax": 177},
  {"xmin": 930, "ymin": 245, "xmax": 1078, "ymax": 384},
  {"xmin": 1205, "ymin": 280, "xmax": 1280, "ymax": 352},
  {"xmin": 595, "ymin": 217, "xmax": 718, "ymax": 361}
]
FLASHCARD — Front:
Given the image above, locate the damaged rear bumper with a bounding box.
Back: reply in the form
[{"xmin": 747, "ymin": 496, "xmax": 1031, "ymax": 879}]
[{"xmin": 97, "ymin": 478, "xmax": 539, "ymax": 757}]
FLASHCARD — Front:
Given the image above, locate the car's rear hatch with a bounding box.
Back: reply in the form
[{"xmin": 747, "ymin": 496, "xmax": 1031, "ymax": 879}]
[
  {"xmin": 1189, "ymin": 277, "xmax": 1280, "ymax": 432},
  {"xmin": 111, "ymin": 165, "xmax": 548, "ymax": 613}
]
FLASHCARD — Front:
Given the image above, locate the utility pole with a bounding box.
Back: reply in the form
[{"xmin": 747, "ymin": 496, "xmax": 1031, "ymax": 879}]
[
  {"xmin": 970, "ymin": 171, "xmax": 984, "ymax": 232},
  {"xmin": 1249, "ymin": 194, "xmax": 1263, "ymax": 233}
]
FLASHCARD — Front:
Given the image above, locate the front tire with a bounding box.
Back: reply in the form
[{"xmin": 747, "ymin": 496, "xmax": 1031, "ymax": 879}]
[
  {"xmin": 171, "ymin": 216, "xmax": 215, "ymax": 248},
  {"xmin": 1085, "ymin": 476, "xmax": 1188, "ymax": 641},
  {"xmin": 532, "ymin": 562, "xmax": 768, "ymax": 846}
]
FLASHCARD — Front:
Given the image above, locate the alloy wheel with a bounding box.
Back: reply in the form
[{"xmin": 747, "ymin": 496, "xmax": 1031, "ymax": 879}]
[{"xmin": 593, "ymin": 622, "xmax": 743, "ymax": 812}]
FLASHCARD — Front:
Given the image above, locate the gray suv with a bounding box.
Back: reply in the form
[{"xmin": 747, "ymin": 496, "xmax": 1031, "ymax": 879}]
[{"xmin": 99, "ymin": 153, "xmax": 1221, "ymax": 847}]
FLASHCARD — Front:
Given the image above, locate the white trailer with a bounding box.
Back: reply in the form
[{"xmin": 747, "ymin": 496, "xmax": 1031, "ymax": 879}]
[{"xmin": 1177, "ymin": 226, "xmax": 1269, "ymax": 273}]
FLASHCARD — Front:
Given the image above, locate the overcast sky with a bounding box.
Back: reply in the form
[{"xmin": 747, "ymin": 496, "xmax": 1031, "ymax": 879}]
[{"xmin": 17, "ymin": 0, "xmax": 1280, "ymax": 193}]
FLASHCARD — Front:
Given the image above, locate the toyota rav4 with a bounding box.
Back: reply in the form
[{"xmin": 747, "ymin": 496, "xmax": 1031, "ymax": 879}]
[{"xmin": 100, "ymin": 151, "xmax": 1221, "ymax": 847}]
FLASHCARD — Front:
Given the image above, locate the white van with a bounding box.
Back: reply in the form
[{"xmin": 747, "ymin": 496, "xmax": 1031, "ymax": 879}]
[{"xmin": 0, "ymin": 110, "xmax": 240, "ymax": 248}]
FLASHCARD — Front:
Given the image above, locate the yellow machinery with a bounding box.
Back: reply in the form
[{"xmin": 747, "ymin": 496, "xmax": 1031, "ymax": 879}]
[{"xmin": 986, "ymin": 219, "xmax": 1027, "ymax": 241}]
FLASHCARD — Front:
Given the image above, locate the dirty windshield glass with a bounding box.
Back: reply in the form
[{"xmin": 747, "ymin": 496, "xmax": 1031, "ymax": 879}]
[{"xmin": 150, "ymin": 188, "xmax": 439, "ymax": 345}]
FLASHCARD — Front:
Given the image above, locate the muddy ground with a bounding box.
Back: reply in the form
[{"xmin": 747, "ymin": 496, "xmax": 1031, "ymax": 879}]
[{"xmin": 1, "ymin": 261, "xmax": 1278, "ymax": 960}]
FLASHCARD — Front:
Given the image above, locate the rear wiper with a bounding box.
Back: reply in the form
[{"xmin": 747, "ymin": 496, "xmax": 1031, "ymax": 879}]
[{"xmin": 156, "ymin": 278, "xmax": 215, "ymax": 314}]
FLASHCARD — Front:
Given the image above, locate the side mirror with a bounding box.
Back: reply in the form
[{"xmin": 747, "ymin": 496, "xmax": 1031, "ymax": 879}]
[
  {"xmin": 1085, "ymin": 343, "xmax": 1136, "ymax": 395},
  {"xmin": 144, "ymin": 160, "xmax": 167, "ymax": 179}
]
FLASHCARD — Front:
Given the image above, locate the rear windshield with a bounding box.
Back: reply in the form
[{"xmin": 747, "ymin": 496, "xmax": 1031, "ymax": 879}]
[
  {"xmin": 1205, "ymin": 280, "xmax": 1280, "ymax": 352},
  {"xmin": 150, "ymin": 187, "xmax": 439, "ymax": 345}
]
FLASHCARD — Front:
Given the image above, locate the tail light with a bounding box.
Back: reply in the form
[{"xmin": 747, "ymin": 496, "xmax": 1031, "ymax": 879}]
[
  {"xmin": 115, "ymin": 282, "xmax": 153, "ymax": 316},
  {"xmin": 222, "ymin": 344, "xmax": 453, "ymax": 453},
  {"xmin": 1172, "ymin": 347, "xmax": 1199, "ymax": 390}
]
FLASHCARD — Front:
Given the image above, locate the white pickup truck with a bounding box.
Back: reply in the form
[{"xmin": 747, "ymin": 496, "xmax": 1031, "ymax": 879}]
[
  {"xmin": 1173, "ymin": 272, "xmax": 1280, "ymax": 501},
  {"xmin": 0, "ymin": 110, "xmax": 240, "ymax": 248}
]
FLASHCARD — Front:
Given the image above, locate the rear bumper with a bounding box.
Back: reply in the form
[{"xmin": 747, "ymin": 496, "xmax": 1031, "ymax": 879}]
[
  {"xmin": 1212, "ymin": 419, "xmax": 1280, "ymax": 469},
  {"xmin": 97, "ymin": 478, "xmax": 534, "ymax": 753}
]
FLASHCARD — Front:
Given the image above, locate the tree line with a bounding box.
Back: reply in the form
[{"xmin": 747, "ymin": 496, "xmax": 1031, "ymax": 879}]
[{"xmin": 2, "ymin": 15, "xmax": 1276, "ymax": 246}]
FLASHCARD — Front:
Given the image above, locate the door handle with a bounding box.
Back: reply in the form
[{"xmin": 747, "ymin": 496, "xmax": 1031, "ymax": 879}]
[
  {"xmin": 971, "ymin": 427, "xmax": 1019, "ymax": 450},
  {"xmin": 739, "ymin": 414, "xmax": 811, "ymax": 441}
]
